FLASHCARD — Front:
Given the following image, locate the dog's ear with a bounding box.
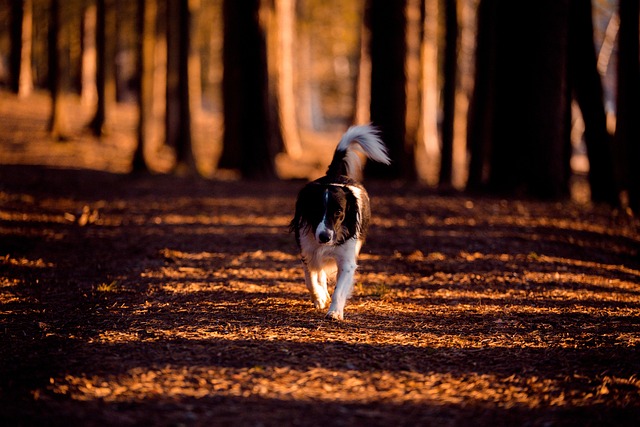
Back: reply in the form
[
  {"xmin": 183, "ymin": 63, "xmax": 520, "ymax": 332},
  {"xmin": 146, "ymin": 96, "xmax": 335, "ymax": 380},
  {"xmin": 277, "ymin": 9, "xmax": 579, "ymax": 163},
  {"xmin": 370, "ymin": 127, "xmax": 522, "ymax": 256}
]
[{"xmin": 290, "ymin": 184, "xmax": 322, "ymax": 233}]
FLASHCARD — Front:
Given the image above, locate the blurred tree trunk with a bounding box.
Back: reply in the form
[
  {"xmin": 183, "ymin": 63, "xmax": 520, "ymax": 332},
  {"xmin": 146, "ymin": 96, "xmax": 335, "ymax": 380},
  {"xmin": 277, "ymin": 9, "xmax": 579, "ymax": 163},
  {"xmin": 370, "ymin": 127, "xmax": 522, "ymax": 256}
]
[
  {"xmin": 20, "ymin": 0, "xmax": 34, "ymax": 97},
  {"xmin": 9, "ymin": 0, "xmax": 23, "ymax": 93},
  {"xmin": 568, "ymin": 0, "xmax": 616, "ymax": 205},
  {"xmin": 354, "ymin": 4, "xmax": 372, "ymax": 125},
  {"xmin": 616, "ymin": 0, "xmax": 640, "ymax": 211},
  {"xmin": 274, "ymin": 0, "xmax": 302, "ymax": 159},
  {"xmin": 81, "ymin": 0, "xmax": 98, "ymax": 107},
  {"xmin": 188, "ymin": 0, "xmax": 202, "ymax": 123},
  {"xmin": 165, "ymin": 0, "xmax": 181, "ymax": 163},
  {"xmin": 263, "ymin": 2, "xmax": 286, "ymax": 164},
  {"xmin": 467, "ymin": 0, "xmax": 496, "ymax": 191},
  {"xmin": 365, "ymin": 0, "xmax": 412, "ymax": 179},
  {"xmin": 89, "ymin": 0, "xmax": 116, "ymax": 136},
  {"xmin": 404, "ymin": 0, "xmax": 423, "ymax": 182},
  {"xmin": 133, "ymin": 0, "xmax": 156, "ymax": 173},
  {"xmin": 219, "ymin": 0, "xmax": 276, "ymax": 179},
  {"xmin": 10, "ymin": 0, "xmax": 34, "ymax": 97},
  {"xmin": 467, "ymin": 0, "xmax": 571, "ymax": 199},
  {"xmin": 419, "ymin": 0, "xmax": 439, "ymax": 185},
  {"xmin": 439, "ymin": 0, "xmax": 457, "ymax": 188},
  {"xmin": 171, "ymin": 0, "xmax": 198, "ymax": 176},
  {"xmin": 48, "ymin": 0, "xmax": 70, "ymax": 141}
]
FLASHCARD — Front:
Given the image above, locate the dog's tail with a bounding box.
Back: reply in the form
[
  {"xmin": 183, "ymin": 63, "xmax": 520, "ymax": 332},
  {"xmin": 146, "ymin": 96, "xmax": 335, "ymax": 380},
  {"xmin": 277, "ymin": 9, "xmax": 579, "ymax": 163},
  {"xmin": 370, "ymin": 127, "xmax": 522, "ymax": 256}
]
[{"xmin": 325, "ymin": 124, "xmax": 390, "ymax": 180}]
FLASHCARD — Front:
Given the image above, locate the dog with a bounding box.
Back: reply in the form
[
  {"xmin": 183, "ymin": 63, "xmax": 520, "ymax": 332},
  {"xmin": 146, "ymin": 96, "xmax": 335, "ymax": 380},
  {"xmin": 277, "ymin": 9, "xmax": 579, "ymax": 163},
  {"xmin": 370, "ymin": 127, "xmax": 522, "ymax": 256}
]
[{"xmin": 290, "ymin": 125, "xmax": 390, "ymax": 320}]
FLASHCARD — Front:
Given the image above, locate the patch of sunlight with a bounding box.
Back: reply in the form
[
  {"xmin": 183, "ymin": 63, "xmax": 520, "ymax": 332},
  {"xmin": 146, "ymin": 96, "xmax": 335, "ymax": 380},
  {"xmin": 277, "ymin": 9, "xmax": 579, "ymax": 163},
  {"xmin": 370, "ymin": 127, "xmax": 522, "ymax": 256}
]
[
  {"xmin": 155, "ymin": 213, "xmax": 290, "ymax": 227},
  {"xmin": 159, "ymin": 249, "xmax": 228, "ymax": 261},
  {"xmin": 534, "ymin": 255, "xmax": 640, "ymax": 279},
  {"xmin": 1, "ymin": 255, "xmax": 54, "ymax": 268},
  {"xmin": 93, "ymin": 331, "xmax": 142, "ymax": 344},
  {"xmin": 158, "ymin": 281, "xmax": 227, "ymax": 294},
  {"xmin": 0, "ymin": 209, "xmax": 69, "ymax": 225},
  {"xmin": 49, "ymin": 366, "xmax": 604, "ymax": 410},
  {"xmin": 524, "ymin": 271, "xmax": 640, "ymax": 295},
  {"xmin": 96, "ymin": 281, "xmax": 119, "ymax": 293},
  {"xmin": 231, "ymin": 250, "xmax": 298, "ymax": 262},
  {"xmin": 385, "ymin": 293, "xmax": 640, "ymax": 320},
  {"xmin": 167, "ymin": 225, "xmax": 286, "ymax": 236}
]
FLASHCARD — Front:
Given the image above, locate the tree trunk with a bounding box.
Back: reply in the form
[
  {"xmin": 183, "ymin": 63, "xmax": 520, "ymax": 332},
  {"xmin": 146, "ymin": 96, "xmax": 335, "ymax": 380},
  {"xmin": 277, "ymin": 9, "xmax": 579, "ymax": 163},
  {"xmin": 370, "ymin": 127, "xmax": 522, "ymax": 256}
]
[
  {"xmin": 12, "ymin": 0, "xmax": 34, "ymax": 97},
  {"xmin": 439, "ymin": 0, "xmax": 457, "ymax": 188},
  {"xmin": 466, "ymin": 0, "xmax": 497, "ymax": 192},
  {"xmin": 133, "ymin": 0, "xmax": 157, "ymax": 173},
  {"xmin": 172, "ymin": 0, "xmax": 198, "ymax": 176},
  {"xmin": 354, "ymin": 3, "xmax": 372, "ymax": 126},
  {"xmin": 274, "ymin": 0, "xmax": 302, "ymax": 159},
  {"xmin": 616, "ymin": 0, "xmax": 640, "ymax": 211},
  {"xmin": 404, "ymin": 0, "xmax": 423, "ymax": 183},
  {"xmin": 420, "ymin": 0, "xmax": 439, "ymax": 185},
  {"xmin": 9, "ymin": 0, "xmax": 22, "ymax": 93},
  {"xmin": 468, "ymin": 0, "xmax": 571, "ymax": 199},
  {"xmin": 568, "ymin": 0, "xmax": 617, "ymax": 205},
  {"xmin": 219, "ymin": 0, "xmax": 276, "ymax": 179},
  {"xmin": 165, "ymin": 0, "xmax": 181, "ymax": 159},
  {"xmin": 90, "ymin": 0, "xmax": 116, "ymax": 136},
  {"xmin": 366, "ymin": 0, "xmax": 411, "ymax": 179},
  {"xmin": 48, "ymin": 0, "xmax": 70, "ymax": 141},
  {"xmin": 81, "ymin": 0, "xmax": 98, "ymax": 107}
]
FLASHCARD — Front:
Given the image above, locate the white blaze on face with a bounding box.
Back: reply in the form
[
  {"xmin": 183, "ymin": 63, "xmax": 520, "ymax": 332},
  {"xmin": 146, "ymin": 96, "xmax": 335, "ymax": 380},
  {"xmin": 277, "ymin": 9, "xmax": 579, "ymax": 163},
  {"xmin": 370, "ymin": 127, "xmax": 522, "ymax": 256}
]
[{"xmin": 315, "ymin": 189, "xmax": 334, "ymax": 244}]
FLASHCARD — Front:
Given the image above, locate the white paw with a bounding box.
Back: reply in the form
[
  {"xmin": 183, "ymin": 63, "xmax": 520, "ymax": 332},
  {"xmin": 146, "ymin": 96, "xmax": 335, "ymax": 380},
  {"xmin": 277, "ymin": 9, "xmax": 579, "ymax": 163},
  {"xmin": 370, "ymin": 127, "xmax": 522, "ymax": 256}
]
[
  {"xmin": 325, "ymin": 310, "xmax": 344, "ymax": 321},
  {"xmin": 312, "ymin": 291, "xmax": 331, "ymax": 309}
]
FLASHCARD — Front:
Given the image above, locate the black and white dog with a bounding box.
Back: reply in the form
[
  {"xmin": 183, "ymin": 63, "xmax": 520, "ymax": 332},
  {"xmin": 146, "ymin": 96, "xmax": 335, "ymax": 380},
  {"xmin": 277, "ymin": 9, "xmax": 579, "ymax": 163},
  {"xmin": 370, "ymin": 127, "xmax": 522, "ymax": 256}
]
[{"xmin": 290, "ymin": 125, "xmax": 390, "ymax": 320}]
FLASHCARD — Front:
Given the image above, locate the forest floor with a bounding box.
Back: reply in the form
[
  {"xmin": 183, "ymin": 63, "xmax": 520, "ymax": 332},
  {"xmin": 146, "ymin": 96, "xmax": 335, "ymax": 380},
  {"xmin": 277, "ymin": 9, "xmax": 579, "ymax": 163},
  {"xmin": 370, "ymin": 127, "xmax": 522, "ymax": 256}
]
[{"xmin": 1, "ymin": 90, "xmax": 640, "ymax": 426}]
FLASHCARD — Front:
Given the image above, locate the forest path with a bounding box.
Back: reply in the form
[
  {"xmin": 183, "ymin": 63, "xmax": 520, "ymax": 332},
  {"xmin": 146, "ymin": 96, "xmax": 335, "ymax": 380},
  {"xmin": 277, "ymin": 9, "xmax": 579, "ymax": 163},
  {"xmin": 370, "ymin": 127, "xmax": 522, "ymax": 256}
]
[{"xmin": 1, "ymin": 161, "xmax": 639, "ymax": 425}]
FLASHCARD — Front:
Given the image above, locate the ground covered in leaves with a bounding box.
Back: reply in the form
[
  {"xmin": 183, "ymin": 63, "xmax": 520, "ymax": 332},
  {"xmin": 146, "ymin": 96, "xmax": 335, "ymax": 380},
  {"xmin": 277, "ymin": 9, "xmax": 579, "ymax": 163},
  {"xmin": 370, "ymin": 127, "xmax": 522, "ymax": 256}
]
[{"xmin": 1, "ymin": 92, "xmax": 640, "ymax": 426}]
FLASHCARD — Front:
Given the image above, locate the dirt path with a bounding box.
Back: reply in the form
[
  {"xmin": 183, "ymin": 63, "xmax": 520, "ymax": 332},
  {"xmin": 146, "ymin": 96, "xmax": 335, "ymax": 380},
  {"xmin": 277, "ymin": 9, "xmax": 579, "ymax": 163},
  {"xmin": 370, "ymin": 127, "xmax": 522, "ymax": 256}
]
[
  {"xmin": 1, "ymin": 91, "xmax": 640, "ymax": 426},
  {"xmin": 1, "ymin": 164, "xmax": 639, "ymax": 426}
]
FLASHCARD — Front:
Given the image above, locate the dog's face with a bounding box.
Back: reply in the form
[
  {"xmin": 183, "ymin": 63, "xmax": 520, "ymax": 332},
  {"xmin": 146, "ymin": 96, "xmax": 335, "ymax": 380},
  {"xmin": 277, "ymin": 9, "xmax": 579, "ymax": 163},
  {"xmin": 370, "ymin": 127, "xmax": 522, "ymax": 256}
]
[
  {"xmin": 315, "ymin": 187, "xmax": 348, "ymax": 244},
  {"xmin": 293, "ymin": 184, "xmax": 357, "ymax": 245}
]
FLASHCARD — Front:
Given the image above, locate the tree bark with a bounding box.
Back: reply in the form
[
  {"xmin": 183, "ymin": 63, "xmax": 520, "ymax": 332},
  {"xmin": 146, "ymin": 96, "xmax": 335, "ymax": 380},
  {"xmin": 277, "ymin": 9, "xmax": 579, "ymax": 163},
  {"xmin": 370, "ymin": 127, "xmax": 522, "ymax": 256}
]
[
  {"xmin": 90, "ymin": 0, "xmax": 116, "ymax": 136},
  {"xmin": 568, "ymin": 0, "xmax": 617, "ymax": 205},
  {"xmin": 133, "ymin": 0, "xmax": 157, "ymax": 173},
  {"xmin": 172, "ymin": 0, "xmax": 198, "ymax": 176},
  {"xmin": 466, "ymin": 0, "xmax": 497, "ymax": 192},
  {"xmin": 439, "ymin": 0, "xmax": 457, "ymax": 188},
  {"xmin": 404, "ymin": 0, "xmax": 423, "ymax": 183},
  {"xmin": 366, "ymin": 0, "xmax": 411, "ymax": 179},
  {"xmin": 468, "ymin": 0, "xmax": 571, "ymax": 199},
  {"xmin": 219, "ymin": 0, "xmax": 276, "ymax": 179},
  {"xmin": 616, "ymin": 0, "xmax": 640, "ymax": 211},
  {"xmin": 420, "ymin": 0, "xmax": 439, "ymax": 185},
  {"xmin": 12, "ymin": 0, "xmax": 34, "ymax": 97},
  {"xmin": 274, "ymin": 0, "xmax": 302, "ymax": 159},
  {"xmin": 354, "ymin": 3, "xmax": 372, "ymax": 126},
  {"xmin": 48, "ymin": 0, "xmax": 70, "ymax": 141},
  {"xmin": 81, "ymin": 0, "xmax": 98, "ymax": 107}
]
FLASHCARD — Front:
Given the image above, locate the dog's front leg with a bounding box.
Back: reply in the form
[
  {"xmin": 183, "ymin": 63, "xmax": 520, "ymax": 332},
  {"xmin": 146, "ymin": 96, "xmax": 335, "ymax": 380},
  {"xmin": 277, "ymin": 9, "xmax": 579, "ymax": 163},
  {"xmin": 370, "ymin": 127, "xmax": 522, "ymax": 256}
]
[
  {"xmin": 304, "ymin": 267, "xmax": 330, "ymax": 309},
  {"xmin": 326, "ymin": 259, "xmax": 356, "ymax": 320}
]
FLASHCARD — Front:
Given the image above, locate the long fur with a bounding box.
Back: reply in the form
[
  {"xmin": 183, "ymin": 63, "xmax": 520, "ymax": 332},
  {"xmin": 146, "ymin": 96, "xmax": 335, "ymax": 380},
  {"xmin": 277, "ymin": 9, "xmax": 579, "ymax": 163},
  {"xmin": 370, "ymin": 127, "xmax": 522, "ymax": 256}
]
[{"xmin": 290, "ymin": 124, "xmax": 389, "ymax": 320}]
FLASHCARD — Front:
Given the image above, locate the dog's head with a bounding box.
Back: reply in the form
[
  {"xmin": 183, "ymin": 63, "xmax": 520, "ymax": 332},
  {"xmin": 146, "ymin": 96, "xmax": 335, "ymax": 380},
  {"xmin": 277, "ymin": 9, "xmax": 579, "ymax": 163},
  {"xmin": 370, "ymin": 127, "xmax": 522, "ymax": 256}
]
[{"xmin": 292, "ymin": 183, "xmax": 359, "ymax": 245}]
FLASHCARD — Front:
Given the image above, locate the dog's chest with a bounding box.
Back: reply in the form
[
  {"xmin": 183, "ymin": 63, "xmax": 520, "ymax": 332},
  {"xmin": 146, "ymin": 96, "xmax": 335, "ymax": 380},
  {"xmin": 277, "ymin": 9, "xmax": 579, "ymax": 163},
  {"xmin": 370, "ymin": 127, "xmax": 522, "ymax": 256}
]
[{"xmin": 299, "ymin": 230, "xmax": 359, "ymax": 270}]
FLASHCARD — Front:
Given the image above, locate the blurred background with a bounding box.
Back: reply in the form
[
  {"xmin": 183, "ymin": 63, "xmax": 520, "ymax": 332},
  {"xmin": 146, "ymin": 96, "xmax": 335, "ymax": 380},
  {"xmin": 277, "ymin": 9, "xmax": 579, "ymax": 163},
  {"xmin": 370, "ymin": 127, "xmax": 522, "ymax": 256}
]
[{"xmin": 0, "ymin": 0, "xmax": 637, "ymax": 208}]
